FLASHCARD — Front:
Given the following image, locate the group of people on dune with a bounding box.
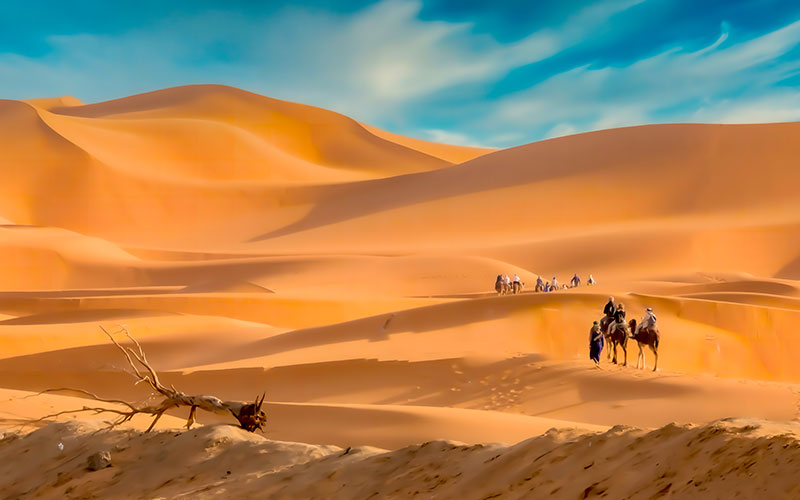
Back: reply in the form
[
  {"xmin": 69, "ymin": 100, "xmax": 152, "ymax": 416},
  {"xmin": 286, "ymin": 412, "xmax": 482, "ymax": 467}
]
[
  {"xmin": 534, "ymin": 273, "xmax": 595, "ymax": 292},
  {"xmin": 589, "ymin": 296, "xmax": 658, "ymax": 365},
  {"xmin": 495, "ymin": 273, "xmax": 524, "ymax": 294},
  {"xmin": 494, "ymin": 273, "xmax": 595, "ymax": 295}
]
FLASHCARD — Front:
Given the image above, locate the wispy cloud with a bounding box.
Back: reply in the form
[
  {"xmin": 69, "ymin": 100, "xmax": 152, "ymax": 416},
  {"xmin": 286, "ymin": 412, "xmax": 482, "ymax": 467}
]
[
  {"xmin": 491, "ymin": 19, "xmax": 800, "ymax": 139},
  {"xmin": 234, "ymin": 0, "xmax": 644, "ymax": 120},
  {"xmin": 422, "ymin": 129, "xmax": 493, "ymax": 148}
]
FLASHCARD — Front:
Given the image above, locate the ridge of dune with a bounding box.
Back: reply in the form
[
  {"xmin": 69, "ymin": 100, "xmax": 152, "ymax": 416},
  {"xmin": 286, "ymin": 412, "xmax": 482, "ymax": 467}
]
[
  {"xmin": 23, "ymin": 96, "xmax": 83, "ymax": 110},
  {"xmin": 3, "ymin": 418, "xmax": 800, "ymax": 499},
  {"xmin": 358, "ymin": 122, "xmax": 495, "ymax": 163}
]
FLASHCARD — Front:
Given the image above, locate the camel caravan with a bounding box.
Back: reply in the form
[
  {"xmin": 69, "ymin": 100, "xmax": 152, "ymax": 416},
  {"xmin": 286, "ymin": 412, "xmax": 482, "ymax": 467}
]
[
  {"xmin": 591, "ymin": 297, "xmax": 660, "ymax": 371},
  {"xmin": 494, "ymin": 274, "xmax": 525, "ymax": 295},
  {"xmin": 491, "ymin": 274, "xmax": 659, "ymax": 371},
  {"xmin": 494, "ymin": 273, "xmax": 595, "ymax": 295}
]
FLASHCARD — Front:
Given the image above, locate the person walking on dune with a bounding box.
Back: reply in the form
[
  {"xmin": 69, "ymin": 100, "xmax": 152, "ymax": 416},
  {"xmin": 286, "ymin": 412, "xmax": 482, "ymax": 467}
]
[
  {"xmin": 587, "ymin": 274, "xmax": 595, "ymax": 285},
  {"xmin": 589, "ymin": 321, "xmax": 604, "ymax": 365}
]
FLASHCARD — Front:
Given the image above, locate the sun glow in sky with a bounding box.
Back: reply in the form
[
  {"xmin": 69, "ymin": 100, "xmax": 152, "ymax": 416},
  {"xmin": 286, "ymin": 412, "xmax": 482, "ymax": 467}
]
[{"xmin": 2, "ymin": 0, "xmax": 800, "ymax": 146}]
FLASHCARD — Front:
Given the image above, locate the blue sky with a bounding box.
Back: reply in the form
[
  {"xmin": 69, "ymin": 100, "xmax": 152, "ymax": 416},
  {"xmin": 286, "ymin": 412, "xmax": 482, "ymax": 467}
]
[{"xmin": 2, "ymin": 0, "xmax": 800, "ymax": 147}]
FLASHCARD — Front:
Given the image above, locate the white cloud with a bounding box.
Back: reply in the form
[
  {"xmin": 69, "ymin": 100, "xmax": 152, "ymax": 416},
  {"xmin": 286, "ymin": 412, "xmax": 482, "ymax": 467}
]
[
  {"xmin": 544, "ymin": 123, "xmax": 579, "ymax": 139},
  {"xmin": 422, "ymin": 129, "xmax": 493, "ymax": 147},
  {"xmin": 243, "ymin": 0, "xmax": 644, "ymax": 121},
  {"xmin": 491, "ymin": 19, "xmax": 800, "ymax": 136},
  {"xmin": 692, "ymin": 91, "xmax": 800, "ymax": 123}
]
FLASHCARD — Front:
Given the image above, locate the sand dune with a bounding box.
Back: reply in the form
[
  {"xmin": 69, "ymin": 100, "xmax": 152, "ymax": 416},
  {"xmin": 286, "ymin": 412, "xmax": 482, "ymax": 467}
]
[
  {"xmin": 45, "ymin": 85, "xmax": 485, "ymax": 178},
  {"xmin": 4, "ymin": 418, "xmax": 800, "ymax": 499},
  {"xmin": 1, "ymin": 85, "xmax": 800, "ymax": 498}
]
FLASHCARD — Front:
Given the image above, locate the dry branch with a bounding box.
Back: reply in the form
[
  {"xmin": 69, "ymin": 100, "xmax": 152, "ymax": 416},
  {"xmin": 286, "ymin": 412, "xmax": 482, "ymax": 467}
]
[{"xmin": 30, "ymin": 326, "xmax": 266, "ymax": 433}]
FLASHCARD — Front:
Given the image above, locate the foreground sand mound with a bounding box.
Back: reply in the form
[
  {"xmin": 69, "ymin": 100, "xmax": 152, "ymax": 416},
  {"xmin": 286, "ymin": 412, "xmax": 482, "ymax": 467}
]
[{"xmin": 2, "ymin": 419, "xmax": 799, "ymax": 499}]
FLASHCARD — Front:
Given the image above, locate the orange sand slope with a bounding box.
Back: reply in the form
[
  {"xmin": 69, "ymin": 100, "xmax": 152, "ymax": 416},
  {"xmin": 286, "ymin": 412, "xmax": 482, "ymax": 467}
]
[{"xmin": 1, "ymin": 85, "xmax": 800, "ymax": 497}]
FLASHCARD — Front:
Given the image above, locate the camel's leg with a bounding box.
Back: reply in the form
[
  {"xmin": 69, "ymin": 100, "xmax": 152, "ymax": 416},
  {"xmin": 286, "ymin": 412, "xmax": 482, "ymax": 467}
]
[
  {"xmin": 640, "ymin": 343, "xmax": 646, "ymax": 370},
  {"xmin": 622, "ymin": 341, "xmax": 627, "ymax": 367},
  {"xmin": 651, "ymin": 344, "xmax": 658, "ymax": 372},
  {"xmin": 635, "ymin": 343, "xmax": 643, "ymax": 369},
  {"xmin": 612, "ymin": 342, "xmax": 617, "ymax": 364}
]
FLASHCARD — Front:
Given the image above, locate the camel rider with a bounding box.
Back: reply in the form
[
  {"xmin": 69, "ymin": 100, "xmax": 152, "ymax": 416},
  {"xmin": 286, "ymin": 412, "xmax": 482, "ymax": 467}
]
[
  {"xmin": 612, "ymin": 303, "xmax": 627, "ymax": 334},
  {"xmin": 587, "ymin": 274, "xmax": 595, "ymax": 285},
  {"xmin": 603, "ymin": 297, "xmax": 616, "ymax": 318},
  {"xmin": 513, "ymin": 274, "xmax": 521, "ymax": 283},
  {"xmin": 504, "ymin": 274, "xmax": 512, "ymax": 287},
  {"xmin": 536, "ymin": 276, "xmax": 544, "ymax": 289},
  {"xmin": 571, "ymin": 274, "xmax": 580, "ymax": 287},
  {"xmin": 635, "ymin": 307, "xmax": 658, "ymax": 335},
  {"xmin": 551, "ymin": 276, "xmax": 559, "ymax": 289}
]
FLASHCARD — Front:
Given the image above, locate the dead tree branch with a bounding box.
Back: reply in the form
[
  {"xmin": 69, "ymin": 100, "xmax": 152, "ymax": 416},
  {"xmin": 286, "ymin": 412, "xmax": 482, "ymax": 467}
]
[{"xmin": 32, "ymin": 326, "xmax": 267, "ymax": 433}]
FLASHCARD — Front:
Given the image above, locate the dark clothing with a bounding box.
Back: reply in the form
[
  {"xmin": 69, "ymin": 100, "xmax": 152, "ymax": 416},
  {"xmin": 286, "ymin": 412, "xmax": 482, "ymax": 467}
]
[
  {"xmin": 589, "ymin": 326, "xmax": 604, "ymax": 363},
  {"xmin": 603, "ymin": 301, "xmax": 616, "ymax": 316},
  {"xmin": 613, "ymin": 309, "xmax": 626, "ymax": 323}
]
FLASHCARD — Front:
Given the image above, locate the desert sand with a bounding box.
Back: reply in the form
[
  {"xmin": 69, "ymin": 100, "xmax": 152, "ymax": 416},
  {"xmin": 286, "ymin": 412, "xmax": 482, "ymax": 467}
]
[{"xmin": 2, "ymin": 85, "xmax": 800, "ymax": 498}]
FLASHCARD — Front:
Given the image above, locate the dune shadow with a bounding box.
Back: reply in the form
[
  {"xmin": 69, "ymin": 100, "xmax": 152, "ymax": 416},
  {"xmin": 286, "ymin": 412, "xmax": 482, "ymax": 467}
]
[{"xmin": 248, "ymin": 140, "xmax": 592, "ymax": 242}]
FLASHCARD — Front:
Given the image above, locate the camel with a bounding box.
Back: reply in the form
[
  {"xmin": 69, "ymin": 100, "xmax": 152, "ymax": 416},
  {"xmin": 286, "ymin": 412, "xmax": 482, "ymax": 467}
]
[
  {"xmin": 535, "ymin": 282, "xmax": 544, "ymax": 292},
  {"xmin": 629, "ymin": 319, "xmax": 659, "ymax": 371},
  {"xmin": 606, "ymin": 320, "xmax": 629, "ymax": 366},
  {"xmin": 495, "ymin": 280, "xmax": 510, "ymax": 295},
  {"xmin": 512, "ymin": 281, "xmax": 524, "ymax": 294}
]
